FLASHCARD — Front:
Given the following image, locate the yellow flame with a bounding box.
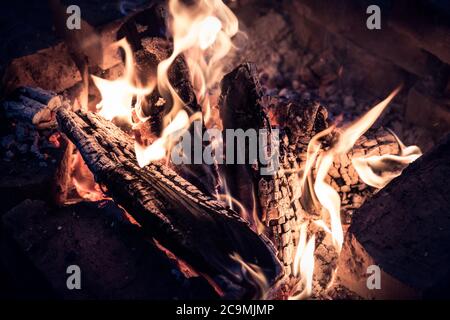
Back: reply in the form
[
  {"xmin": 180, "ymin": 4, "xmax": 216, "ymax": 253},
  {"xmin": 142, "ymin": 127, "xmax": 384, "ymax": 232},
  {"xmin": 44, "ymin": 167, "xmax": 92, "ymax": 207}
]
[
  {"xmin": 161, "ymin": 0, "xmax": 239, "ymax": 124},
  {"xmin": 312, "ymin": 87, "xmax": 402, "ymax": 251},
  {"xmin": 293, "ymin": 222, "xmax": 308, "ymax": 277},
  {"xmin": 135, "ymin": 0, "xmax": 239, "ymax": 167},
  {"xmin": 92, "ymin": 38, "xmax": 153, "ymax": 124},
  {"xmin": 334, "ymin": 87, "xmax": 401, "ymax": 154},
  {"xmin": 92, "ymin": 1, "xmax": 239, "ymax": 168},
  {"xmin": 289, "ymin": 235, "xmax": 315, "ymax": 300},
  {"xmin": 135, "ymin": 109, "xmax": 190, "ymax": 166}
]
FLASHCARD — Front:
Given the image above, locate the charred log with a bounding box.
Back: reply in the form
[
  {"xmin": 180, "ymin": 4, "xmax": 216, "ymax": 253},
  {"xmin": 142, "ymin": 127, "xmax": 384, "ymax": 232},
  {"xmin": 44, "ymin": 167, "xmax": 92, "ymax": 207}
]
[
  {"xmin": 219, "ymin": 63, "xmax": 326, "ymax": 276},
  {"xmin": 56, "ymin": 107, "xmax": 282, "ymax": 298}
]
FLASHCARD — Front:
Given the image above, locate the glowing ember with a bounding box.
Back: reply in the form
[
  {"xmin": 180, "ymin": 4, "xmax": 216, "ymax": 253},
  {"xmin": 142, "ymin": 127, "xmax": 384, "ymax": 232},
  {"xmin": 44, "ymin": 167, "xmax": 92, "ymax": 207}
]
[{"xmin": 70, "ymin": 151, "xmax": 106, "ymax": 201}]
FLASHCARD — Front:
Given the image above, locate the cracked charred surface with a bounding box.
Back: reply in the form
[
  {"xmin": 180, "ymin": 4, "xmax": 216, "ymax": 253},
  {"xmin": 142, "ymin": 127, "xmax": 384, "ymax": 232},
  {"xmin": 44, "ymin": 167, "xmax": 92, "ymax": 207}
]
[{"xmin": 56, "ymin": 107, "xmax": 281, "ymax": 299}]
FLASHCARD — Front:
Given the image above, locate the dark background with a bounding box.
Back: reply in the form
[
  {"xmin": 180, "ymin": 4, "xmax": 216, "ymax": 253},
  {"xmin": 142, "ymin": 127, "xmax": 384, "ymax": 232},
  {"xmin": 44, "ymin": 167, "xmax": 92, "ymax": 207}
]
[{"xmin": 1, "ymin": 0, "xmax": 450, "ymax": 78}]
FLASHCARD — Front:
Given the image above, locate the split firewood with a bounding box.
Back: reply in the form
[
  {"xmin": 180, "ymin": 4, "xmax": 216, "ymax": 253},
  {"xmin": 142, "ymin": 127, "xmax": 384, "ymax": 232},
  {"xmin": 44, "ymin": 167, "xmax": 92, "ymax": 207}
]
[
  {"xmin": 336, "ymin": 133, "xmax": 450, "ymax": 299},
  {"xmin": 266, "ymin": 96, "xmax": 401, "ymax": 221},
  {"xmin": 2, "ymin": 87, "xmax": 63, "ymax": 129},
  {"xmin": 56, "ymin": 107, "xmax": 282, "ymax": 298},
  {"xmin": 219, "ymin": 63, "xmax": 403, "ymax": 280}
]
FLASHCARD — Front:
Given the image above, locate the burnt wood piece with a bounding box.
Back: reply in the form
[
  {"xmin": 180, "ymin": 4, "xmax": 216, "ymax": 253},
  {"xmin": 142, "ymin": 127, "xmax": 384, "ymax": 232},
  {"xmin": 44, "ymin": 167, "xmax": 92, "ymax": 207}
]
[
  {"xmin": 327, "ymin": 128, "xmax": 401, "ymax": 223},
  {"xmin": 337, "ymin": 133, "xmax": 450, "ymax": 299},
  {"xmin": 2, "ymin": 87, "xmax": 63, "ymax": 129},
  {"xmin": 56, "ymin": 108, "xmax": 281, "ymax": 298},
  {"xmin": 117, "ymin": 2, "xmax": 167, "ymax": 52},
  {"xmin": 267, "ymin": 97, "xmax": 401, "ymax": 220}
]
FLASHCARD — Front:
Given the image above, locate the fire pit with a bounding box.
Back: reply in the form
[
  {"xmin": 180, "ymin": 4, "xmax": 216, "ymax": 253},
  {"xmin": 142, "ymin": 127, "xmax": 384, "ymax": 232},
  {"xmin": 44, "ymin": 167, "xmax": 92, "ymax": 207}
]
[{"xmin": 1, "ymin": 0, "xmax": 450, "ymax": 300}]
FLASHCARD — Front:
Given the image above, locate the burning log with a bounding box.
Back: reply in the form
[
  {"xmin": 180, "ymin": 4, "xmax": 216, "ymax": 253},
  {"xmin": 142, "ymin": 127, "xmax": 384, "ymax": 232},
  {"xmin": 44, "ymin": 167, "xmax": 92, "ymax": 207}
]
[
  {"xmin": 219, "ymin": 63, "xmax": 403, "ymax": 280},
  {"xmin": 219, "ymin": 63, "xmax": 308, "ymax": 277},
  {"xmin": 135, "ymin": 36, "xmax": 219, "ymax": 195},
  {"xmin": 2, "ymin": 87, "xmax": 63, "ymax": 129},
  {"xmin": 56, "ymin": 107, "xmax": 282, "ymax": 298},
  {"xmin": 136, "ymin": 38, "xmax": 200, "ymax": 128},
  {"xmin": 336, "ymin": 133, "xmax": 450, "ymax": 299}
]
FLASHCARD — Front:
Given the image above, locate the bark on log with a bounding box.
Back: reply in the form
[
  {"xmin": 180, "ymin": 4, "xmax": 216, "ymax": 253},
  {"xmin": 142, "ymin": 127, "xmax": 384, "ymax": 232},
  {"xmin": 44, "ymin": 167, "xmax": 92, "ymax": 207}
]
[
  {"xmin": 337, "ymin": 133, "xmax": 450, "ymax": 299},
  {"xmin": 56, "ymin": 107, "xmax": 282, "ymax": 298},
  {"xmin": 2, "ymin": 87, "xmax": 63, "ymax": 129}
]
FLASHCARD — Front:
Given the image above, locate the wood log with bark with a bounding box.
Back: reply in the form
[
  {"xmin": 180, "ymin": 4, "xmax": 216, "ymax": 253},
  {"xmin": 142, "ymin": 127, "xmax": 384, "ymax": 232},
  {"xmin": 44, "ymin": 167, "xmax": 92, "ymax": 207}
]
[
  {"xmin": 336, "ymin": 133, "xmax": 450, "ymax": 299},
  {"xmin": 56, "ymin": 107, "xmax": 282, "ymax": 299}
]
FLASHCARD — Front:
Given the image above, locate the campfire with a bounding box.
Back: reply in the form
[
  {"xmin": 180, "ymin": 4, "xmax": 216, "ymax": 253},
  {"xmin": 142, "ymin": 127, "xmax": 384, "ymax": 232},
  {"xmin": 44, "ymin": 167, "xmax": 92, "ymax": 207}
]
[{"xmin": 1, "ymin": 0, "xmax": 450, "ymax": 300}]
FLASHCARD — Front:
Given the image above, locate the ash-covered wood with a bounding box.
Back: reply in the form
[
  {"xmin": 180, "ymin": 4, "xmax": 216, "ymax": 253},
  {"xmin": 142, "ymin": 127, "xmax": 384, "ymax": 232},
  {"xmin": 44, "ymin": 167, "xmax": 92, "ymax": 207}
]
[
  {"xmin": 2, "ymin": 87, "xmax": 63, "ymax": 129},
  {"xmin": 56, "ymin": 107, "xmax": 281, "ymax": 298},
  {"xmin": 337, "ymin": 133, "xmax": 450, "ymax": 299}
]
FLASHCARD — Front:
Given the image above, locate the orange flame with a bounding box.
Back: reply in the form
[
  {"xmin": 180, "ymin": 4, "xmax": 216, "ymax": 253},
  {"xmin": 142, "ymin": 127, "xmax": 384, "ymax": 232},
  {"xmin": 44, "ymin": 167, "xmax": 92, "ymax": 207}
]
[{"xmin": 70, "ymin": 151, "xmax": 106, "ymax": 201}]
